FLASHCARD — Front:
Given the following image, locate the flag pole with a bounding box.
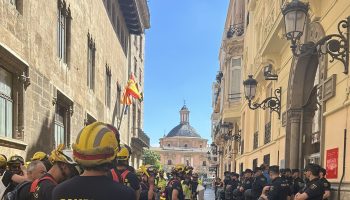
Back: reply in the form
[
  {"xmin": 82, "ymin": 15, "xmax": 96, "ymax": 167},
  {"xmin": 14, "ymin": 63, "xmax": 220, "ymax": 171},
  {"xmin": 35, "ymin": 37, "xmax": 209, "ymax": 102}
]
[{"xmin": 117, "ymin": 104, "xmax": 127, "ymax": 131}]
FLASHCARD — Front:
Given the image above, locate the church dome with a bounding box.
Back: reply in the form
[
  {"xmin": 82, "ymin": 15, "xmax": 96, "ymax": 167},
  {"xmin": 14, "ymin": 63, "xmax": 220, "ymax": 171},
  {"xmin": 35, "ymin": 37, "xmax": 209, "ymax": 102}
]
[
  {"xmin": 166, "ymin": 123, "xmax": 201, "ymax": 138},
  {"xmin": 165, "ymin": 104, "xmax": 201, "ymax": 138}
]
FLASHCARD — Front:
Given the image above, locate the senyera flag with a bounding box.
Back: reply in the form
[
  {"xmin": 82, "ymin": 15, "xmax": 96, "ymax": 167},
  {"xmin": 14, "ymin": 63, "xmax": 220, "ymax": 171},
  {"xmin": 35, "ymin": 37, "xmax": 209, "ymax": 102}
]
[{"xmin": 121, "ymin": 74, "xmax": 143, "ymax": 105}]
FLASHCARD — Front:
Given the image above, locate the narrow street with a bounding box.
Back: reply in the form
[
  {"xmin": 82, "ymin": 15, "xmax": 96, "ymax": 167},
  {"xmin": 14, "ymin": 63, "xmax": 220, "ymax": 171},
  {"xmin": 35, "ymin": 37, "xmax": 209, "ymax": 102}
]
[{"xmin": 204, "ymin": 188, "xmax": 215, "ymax": 200}]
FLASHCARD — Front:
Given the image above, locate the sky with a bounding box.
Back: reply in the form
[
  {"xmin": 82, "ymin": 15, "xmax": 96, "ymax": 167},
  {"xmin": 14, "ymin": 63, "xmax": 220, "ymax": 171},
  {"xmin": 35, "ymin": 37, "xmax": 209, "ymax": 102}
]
[{"xmin": 144, "ymin": 0, "xmax": 229, "ymax": 147}]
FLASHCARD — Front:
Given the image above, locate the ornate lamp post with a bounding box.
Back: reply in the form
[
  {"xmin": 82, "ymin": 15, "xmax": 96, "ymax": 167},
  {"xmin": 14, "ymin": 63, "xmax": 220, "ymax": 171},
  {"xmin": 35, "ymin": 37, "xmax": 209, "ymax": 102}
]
[
  {"xmin": 243, "ymin": 75, "xmax": 282, "ymax": 119},
  {"xmin": 282, "ymin": 0, "xmax": 349, "ymax": 74}
]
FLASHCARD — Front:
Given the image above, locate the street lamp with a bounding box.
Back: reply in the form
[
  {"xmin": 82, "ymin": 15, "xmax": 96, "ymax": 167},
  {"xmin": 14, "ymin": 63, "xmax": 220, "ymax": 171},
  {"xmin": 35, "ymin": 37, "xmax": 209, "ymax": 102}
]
[
  {"xmin": 282, "ymin": 0, "xmax": 349, "ymax": 74},
  {"xmin": 243, "ymin": 75, "xmax": 282, "ymax": 119}
]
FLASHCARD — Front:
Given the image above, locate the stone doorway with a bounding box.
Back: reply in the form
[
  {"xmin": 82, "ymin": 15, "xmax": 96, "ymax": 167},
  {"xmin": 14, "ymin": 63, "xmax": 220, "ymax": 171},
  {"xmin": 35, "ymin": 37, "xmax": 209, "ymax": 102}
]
[{"xmin": 285, "ymin": 22, "xmax": 327, "ymax": 169}]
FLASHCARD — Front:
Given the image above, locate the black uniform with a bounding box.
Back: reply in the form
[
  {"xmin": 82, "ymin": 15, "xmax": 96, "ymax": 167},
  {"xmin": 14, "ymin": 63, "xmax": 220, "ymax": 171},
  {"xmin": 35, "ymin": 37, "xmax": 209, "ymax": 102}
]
[
  {"xmin": 17, "ymin": 173, "xmax": 57, "ymax": 200},
  {"xmin": 242, "ymin": 177, "xmax": 253, "ymax": 190},
  {"xmin": 140, "ymin": 181, "xmax": 155, "ymax": 200},
  {"xmin": 116, "ymin": 169, "xmax": 140, "ymax": 191},
  {"xmin": 319, "ymin": 178, "xmax": 331, "ymax": 200},
  {"xmin": 52, "ymin": 175, "xmax": 136, "ymax": 200},
  {"xmin": 251, "ymin": 175, "xmax": 267, "ymax": 199},
  {"xmin": 299, "ymin": 178, "xmax": 325, "ymax": 200},
  {"xmin": 266, "ymin": 177, "xmax": 290, "ymax": 200},
  {"xmin": 293, "ymin": 177, "xmax": 305, "ymax": 195},
  {"xmin": 166, "ymin": 178, "xmax": 184, "ymax": 200}
]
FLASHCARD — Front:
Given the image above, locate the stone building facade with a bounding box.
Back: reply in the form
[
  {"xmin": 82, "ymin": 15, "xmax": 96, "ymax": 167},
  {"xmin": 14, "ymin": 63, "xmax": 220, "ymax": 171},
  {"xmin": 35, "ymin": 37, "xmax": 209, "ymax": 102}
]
[
  {"xmin": 0, "ymin": 0, "xmax": 150, "ymax": 169},
  {"xmin": 151, "ymin": 105, "xmax": 210, "ymax": 176},
  {"xmin": 212, "ymin": 0, "xmax": 350, "ymax": 198}
]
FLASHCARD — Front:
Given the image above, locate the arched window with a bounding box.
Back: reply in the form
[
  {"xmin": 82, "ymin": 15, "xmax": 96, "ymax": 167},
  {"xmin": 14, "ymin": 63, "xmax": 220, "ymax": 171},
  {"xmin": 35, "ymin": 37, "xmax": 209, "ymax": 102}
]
[
  {"xmin": 184, "ymin": 144, "xmax": 188, "ymax": 148},
  {"xmin": 167, "ymin": 144, "xmax": 170, "ymax": 147}
]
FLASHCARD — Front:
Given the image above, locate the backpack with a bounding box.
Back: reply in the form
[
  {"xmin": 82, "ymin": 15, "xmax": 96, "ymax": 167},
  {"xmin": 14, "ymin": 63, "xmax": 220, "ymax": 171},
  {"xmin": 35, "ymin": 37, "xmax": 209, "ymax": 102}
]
[
  {"xmin": 2, "ymin": 181, "xmax": 31, "ymax": 200},
  {"xmin": 110, "ymin": 169, "xmax": 130, "ymax": 184}
]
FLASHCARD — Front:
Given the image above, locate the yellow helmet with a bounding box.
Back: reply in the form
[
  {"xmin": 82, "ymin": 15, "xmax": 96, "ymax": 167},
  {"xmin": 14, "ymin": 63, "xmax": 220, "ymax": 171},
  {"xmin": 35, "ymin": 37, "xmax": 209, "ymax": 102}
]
[
  {"xmin": 72, "ymin": 122, "xmax": 119, "ymax": 167},
  {"xmin": 31, "ymin": 151, "xmax": 48, "ymax": 161},
  {"xmin": 49, "ymin": 144, "xmax": 77, "ymax": 165},
  {"xmin": 116, "ymin": 144, "xmax": 131, "ymax": 161},
  {"xmin": 0, "ymin": 154, "xmax": 7, "ymax": 167}
]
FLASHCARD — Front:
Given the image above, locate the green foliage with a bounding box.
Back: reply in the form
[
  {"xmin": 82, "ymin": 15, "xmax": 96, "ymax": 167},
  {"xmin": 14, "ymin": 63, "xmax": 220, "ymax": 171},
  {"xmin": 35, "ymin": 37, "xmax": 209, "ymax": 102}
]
[{"xmin": 142, "ymin": 149, "xmax": 161, "ymax": 169}]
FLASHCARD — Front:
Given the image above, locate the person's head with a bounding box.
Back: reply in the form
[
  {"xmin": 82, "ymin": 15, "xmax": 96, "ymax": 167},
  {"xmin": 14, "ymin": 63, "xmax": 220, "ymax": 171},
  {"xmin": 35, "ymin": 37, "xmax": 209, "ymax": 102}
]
[
  {"xmin": 49, "ymin": 145, "xmax": 81, "ymax": 183},
  {"xmin": 72, "ymin": 122, "xmax": 120, "ymax": 173},
  {"xmin": 115, "ymin": 144, "xmax": 132, "ymax": 169},
  {"xmin": 279, "ymin": 168, "xmax": 286, "ymax": 176},
  {"xmin": 7, "ymin": 155, "xmax": 24, "ymax": 175},
  {"xmin": 244, "ymin": 169, "xmax": 253, "ymax": 178},
  {"xmin": 319, "ymin": 167, "xmax": 326, "ymax": 178},
  {"xmin": 231, "ymin": 172, "xmax": 239, "ymax": 180},
  {"xmin": 304, "ymin": 163, "xmax": 321, "ymax": 179},
  {"xmin": 268, "ymin": 165, "xmax": 280, "ymax": 180},
  {"xmin": 285, "ymin": 168, "xmax": 291, "ymax": 177},
  {"xmin": 192, "ymin": 173, "xmax": 199, "ymax": 182},
  {"xmin": 260, "ymin": 163, "xmax": 269, "ymax": 172},
  {"xmin": 0, "ymin": 154, "xmax": 7, "ymax": 175},
  {"xmin": 292, "ymin": 169, "xmax": 300, "ymax": 178},
  {"xmin": 27, "ymin": 160, "xmax": 47, "ymax": 181},
  {"xmin": 254, "ymin": 167, "xmax": 263, "ymax": 177},
  {"xmin": 31, "ymin": 151, "xmax": 53, "ymax": 171}
]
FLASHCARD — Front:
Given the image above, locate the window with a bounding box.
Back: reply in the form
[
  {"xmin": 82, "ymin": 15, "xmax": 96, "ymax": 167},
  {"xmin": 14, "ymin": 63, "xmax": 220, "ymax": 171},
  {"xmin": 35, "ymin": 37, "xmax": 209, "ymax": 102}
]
[
  {"xmin": 167, "ymin": 160, "xmax": 172, "ymax": 165},
  {"xmin": 105, "ymin": 65, "xmax": 112, "ymax": 107},
  {"xmin": 0, "ymin": 68, "xmax": 13, "ymax": 138},
  {"xmin": 116, "ymin": 84, "xmax": 121, "ymax": 117},
  {"xmin": 87, "ymin": 33, "xmax": 96, "ymax": 91},
  {"xmin": 186, "ymin": 160, "xmax": 190, "ymax": 166},
  {"xmin": 137, "ymin": 107, "xmax": 141, "ymax": 130},
  {"xmin": 263, "ymin": 154, "xmax": 270, "ymax": 166},
  {"xmin": 132, "ymin": 103, "xmax": 136, "ymax": 136},
  {"xmin": 54, "ymin": 90, "xmax": 73, "ymax": 148},
  {"xmin": 184, "ymin": 144, "xmax": 188, "ymax": 148},
  {"xmin": 57, "ymin": 0, "xmax": 71, "ymax": 64},
  {"xmin": 139, "ymin": 35, "xmax": 143, "ymax": 58},
  {"xmin": 200, "ymin": 145, "xmax": 202, "ymax": 148},
  {"xmin": 203, "ymin": 161, "xmax": 207, "ymax": 166},
  {"xmin": 253, "ymin": 159, "xmax": 258, "ymax": 169},
  {"xmin": 134, "ymin": 58, "xmax": 137, "ymax": 76},
  {"xmin": 167, "ymin": 144, "xmax": 170, "ymax": 147},
  {"xmin": 228, "ymin": 58, "xmax": 241, "ymax": 101},
  {"xmin": 139, "ymin": 68, "xmax": 142, "ymax": 86}
]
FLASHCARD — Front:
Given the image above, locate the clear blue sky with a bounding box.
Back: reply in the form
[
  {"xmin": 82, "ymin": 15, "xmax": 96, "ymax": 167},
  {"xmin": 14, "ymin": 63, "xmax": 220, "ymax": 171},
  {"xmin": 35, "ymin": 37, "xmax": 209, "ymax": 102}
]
[{"xmin": 144, "ymin": 0, "xmax": 228, "ymax": 147}]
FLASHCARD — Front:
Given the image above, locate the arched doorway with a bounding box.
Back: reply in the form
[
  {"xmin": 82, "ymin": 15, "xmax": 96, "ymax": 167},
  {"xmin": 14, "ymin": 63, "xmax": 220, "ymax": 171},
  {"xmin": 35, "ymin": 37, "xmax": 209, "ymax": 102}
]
[{"xmin": 285, "ymin": 22, "xmax": 328, "ymax": 169}]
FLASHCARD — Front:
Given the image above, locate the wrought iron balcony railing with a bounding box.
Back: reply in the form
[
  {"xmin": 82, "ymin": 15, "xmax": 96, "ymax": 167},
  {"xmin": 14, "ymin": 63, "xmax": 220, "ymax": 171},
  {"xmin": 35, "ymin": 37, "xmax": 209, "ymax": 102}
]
[
  {"xmin": 264, "ymin": 122, "xmax": 271, "ymax": 144},
  {"xmin": 227, "ymin": 23, "xmax": 245, "ymax": 38},
  {"xmin": 311, "ymin": 131, "xmax": 320, "ymax": 144}
]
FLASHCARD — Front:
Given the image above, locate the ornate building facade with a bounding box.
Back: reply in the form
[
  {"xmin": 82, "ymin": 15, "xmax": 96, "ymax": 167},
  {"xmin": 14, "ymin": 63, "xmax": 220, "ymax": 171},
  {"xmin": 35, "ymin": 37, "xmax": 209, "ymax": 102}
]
[
  {"xmin": 151, "ymin": 105, "xmax": 210, "ymax": 175},
  {"xmin": 0, "ymin": 0, "xmax": 150, "ymax": 169},
  {"xmin": 212, "ymin": 0, "xmax": 350, "ymax": 198}
]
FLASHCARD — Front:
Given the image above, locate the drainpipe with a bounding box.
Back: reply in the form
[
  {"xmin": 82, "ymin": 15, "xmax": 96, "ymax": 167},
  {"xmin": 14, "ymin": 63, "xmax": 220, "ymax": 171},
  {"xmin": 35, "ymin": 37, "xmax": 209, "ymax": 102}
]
[{"xmin": 338, "ymin": 129, "xmax": 347, "ymax": 200}]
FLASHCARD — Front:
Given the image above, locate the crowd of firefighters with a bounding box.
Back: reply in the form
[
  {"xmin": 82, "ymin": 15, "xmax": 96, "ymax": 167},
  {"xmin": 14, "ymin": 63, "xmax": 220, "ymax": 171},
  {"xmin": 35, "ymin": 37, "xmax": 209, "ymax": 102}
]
[{"xmin": 0, "ymin": 122, "xmax": 204, "ymax": 200}]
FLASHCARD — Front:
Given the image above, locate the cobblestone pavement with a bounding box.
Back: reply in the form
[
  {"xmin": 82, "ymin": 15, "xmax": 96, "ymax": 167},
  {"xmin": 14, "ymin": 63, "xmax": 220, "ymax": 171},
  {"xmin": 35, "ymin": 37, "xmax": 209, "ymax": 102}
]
[{"xmin": 204, "ymin": 187, "xmax": 215, "ymax": 200}]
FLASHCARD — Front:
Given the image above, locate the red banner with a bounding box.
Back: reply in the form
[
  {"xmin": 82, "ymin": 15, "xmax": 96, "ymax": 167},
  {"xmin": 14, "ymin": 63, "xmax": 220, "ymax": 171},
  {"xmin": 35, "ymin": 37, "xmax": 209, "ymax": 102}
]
[{"xmin": 326, "ymin": 148, "xmax": 338, "ymax": 179}]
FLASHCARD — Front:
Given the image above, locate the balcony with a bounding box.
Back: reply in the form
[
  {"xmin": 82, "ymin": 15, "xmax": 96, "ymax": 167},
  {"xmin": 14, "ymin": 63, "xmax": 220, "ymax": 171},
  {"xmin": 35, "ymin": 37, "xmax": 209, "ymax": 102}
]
[
  {"xmin": 253, "ymin": 131, "xmax": 259, "ymax": 150},
  {"xmin": 131, "ymin": 128, "xmax": 150, "ymax": 148},
  {"xmin": 227, "ymin": 23, "xmax": 244, "ymax": 38},
  {"xmin": 118, "ymin": 0, "xmax": 150, "ymax": 34},
  {"xmin": 311, "ymin": 131, "xmax": 320, "ymax": 144},
  {"xmin": 264, "ymin": 122, "xmax": 271, "ymax": 144}
]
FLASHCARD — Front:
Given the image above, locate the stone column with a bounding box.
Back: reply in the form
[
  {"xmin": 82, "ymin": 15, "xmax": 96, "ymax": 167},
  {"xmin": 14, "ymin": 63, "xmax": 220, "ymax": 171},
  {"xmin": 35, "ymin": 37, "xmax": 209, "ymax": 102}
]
[{"xmin": 288, "ymin": 109, "xmax": 302, "ymax": 169}]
